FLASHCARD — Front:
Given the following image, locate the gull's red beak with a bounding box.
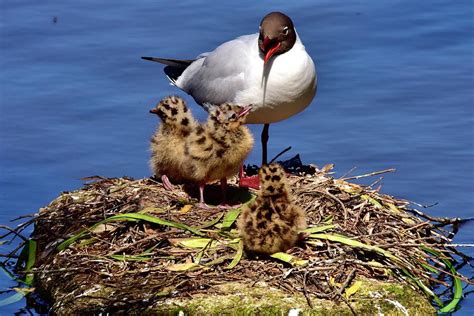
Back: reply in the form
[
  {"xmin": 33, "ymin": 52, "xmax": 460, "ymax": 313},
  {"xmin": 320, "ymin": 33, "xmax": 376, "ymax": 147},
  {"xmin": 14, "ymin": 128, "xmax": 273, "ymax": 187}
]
[
  {"xmin": 238, "ymin": 105, "xmax": 252, "ymax": 118},
  {"xmin": 261, "ymin": 37, "xmax": 281, "ymax": 65}
]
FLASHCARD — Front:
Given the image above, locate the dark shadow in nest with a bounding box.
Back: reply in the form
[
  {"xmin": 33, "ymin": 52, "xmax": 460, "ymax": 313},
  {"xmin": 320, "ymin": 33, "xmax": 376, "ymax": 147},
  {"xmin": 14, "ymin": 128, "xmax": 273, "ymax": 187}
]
[
  {"xmin": 182, "ymin": 183, "xmax": 253, "ymax": 206},
  {"xmin": 244, "ymin": 154, "xmax": 317, "ymax": 176},
  {"xmin": 149, "ymin": 175, "xmax": 253, "ymax": 206}
]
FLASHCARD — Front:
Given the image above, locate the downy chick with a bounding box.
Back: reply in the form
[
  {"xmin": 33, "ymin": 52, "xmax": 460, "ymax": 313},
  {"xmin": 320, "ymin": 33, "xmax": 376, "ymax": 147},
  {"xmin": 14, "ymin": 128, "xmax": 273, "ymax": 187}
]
[
  {"xmin": 184, "ymin": 103, "xmax": 254, "ymax": 205},
  {"xmin": 149, "ymin": 96, "xmax": 197, "ymax": 187},
  {"xmin": 237, "ymin": 163, "xmax": 306, "ymax": 254}
]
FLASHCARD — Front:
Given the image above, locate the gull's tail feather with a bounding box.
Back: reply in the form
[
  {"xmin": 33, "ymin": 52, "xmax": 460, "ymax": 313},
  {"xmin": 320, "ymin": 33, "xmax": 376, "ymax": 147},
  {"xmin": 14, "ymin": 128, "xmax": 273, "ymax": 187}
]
[{"xmin": 141, "ymin": 57, "xmax": 194, "ymax": 85}]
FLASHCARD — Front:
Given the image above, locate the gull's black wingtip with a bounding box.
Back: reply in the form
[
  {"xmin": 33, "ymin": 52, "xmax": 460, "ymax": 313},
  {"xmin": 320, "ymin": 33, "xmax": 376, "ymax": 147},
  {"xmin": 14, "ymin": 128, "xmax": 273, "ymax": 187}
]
[{"xmin": 141, "ymin": 56, "xmax": 155, "ymax": 61}]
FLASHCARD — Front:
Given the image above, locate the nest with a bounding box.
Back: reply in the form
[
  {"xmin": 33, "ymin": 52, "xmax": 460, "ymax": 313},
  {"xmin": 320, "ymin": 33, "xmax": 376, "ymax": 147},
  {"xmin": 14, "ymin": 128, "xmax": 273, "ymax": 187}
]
[{"xmin": 2, "ymin": 161, "xmax": 471, "ymax": 314}]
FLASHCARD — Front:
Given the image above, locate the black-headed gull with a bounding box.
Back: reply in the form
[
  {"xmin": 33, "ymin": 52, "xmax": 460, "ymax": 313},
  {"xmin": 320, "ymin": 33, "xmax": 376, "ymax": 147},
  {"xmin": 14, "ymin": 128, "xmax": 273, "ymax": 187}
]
[{"xmin": 143, "ymin": 11, "xmax": 317, "ymax": 167}]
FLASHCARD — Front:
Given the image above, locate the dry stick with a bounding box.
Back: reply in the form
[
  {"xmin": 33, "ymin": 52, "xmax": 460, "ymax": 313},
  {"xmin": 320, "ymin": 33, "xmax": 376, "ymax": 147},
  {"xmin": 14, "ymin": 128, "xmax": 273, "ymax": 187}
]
[
  {"xmin": 302, "ymin": 271, "xmax": 314, "ymax": 308},
  {"xmin": 336, "ymin": 268, "xmax": 357, "ymax": 299},
  {"xmin": 342, "ymin": 168, "xmax": 396, "ymax": 181},
  {"xmin": 269, "ymin": 146, "xmax": 292, "ymax": 164},
  {"xmin": 0, "ymin": 223, "xmax": 31, "ymax": 241},
  {"xmin": 368, "ymin": 177, "xmax": 386, "ymax": 190},
  {"xmin": 408, "ymin": 208, "xmax": 463, "ymax": 225},
  {"xmin": 330, "ymin": 268, "xmax": 357, "ymax": 316},
  {"xmin": 10, "ymin": 213, "xmax": 36, "ymax": 222},
  {"xmin": 301, "ymin": 190, "xmax": 348, "ymax": 228},
  {"xmin": 339, "ymin": 166, "xmax": 358, "ymax": 179},
  {"xmin": 107, "ymin": 234, "xmax": 161, "ymax": 255}
]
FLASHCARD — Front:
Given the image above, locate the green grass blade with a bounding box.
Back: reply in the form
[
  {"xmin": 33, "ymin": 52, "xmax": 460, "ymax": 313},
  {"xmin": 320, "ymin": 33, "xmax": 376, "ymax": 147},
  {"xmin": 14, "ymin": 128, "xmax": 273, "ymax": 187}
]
[
  {"xmin": 399, "ymin": 267, "xmax": 442, "ymax": 306},
  {"xmin": 270, "ymin": 252, "xmax": 308, "ymax": 266},
  {"xmin": 303, "ymin": 224, "xmax": 335, "ymax": 234},
  {"xmin": 24, "ymin": 240, "xmax": 36, "ymax": 286},
  {"xmin": 109, "ymin": 254, "xmax": 151, "ymax": 261},
  {"xmin": 422, "ymin": 247, "xmax": 463, "ymax": 313},
  {"xmin": 225, "ymin": 240, "xmax": 243, "ymax": 269},
  {"xmin": 58, "ymin": 213, "xmax": 203, "ymax": 251},
  {"xmin": 220, "ymin": 208, "xmax": 241, "ymax": 230},
  {"xmin": 178, "ymin": 238, "xmax": 218, "ymax": 249},
  {"xmin": 199, "ymin": 212, "xmax": 224, "ymax": 229},
  {"xmin": 16, "ymin": 239, "xmax": 37, "ymax": 286},
  {"xmin": 309, "ymin": 233, "xmax": 398, "ymax": 261}
]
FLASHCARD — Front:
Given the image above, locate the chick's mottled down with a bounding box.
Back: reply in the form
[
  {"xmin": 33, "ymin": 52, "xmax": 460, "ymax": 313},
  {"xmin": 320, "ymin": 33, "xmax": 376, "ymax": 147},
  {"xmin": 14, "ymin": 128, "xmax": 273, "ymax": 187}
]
[
  {"xmin": 149, "ymin": 96, "xmax": 197, "ymax": 182},
  {"xmin": 150, "ymin": 96, "xmax": 254, "ymax": 204},
  {"xmin": 237, "ymin": 163, "xmax": 306, "ymax": 254},
  {"xmin": 184, "ymin": 104, "xmax": 254, "ymax": 183}
]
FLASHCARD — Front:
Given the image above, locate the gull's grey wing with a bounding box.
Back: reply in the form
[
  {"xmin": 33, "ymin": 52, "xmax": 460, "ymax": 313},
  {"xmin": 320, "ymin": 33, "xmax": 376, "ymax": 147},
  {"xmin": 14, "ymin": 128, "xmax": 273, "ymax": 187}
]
[{"xmin": 176, "ymin": 34, "xmax": 259, "ymax": 106}]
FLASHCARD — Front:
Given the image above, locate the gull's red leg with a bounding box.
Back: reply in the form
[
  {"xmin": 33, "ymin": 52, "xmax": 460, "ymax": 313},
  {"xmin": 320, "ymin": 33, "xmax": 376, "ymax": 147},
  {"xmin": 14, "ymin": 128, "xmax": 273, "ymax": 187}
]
[{"xmin": 238, "ymin": 165, "xmax": 260, "ymax": 189}]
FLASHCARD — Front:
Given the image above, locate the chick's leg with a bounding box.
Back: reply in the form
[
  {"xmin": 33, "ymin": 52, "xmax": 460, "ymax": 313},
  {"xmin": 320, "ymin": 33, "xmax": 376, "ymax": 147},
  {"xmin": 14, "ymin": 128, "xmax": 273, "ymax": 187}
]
[
  {"xmin": 195, "ymin": 182, "xmax": 212, "ymax": 209},
  {"xmin": 199, "ymin": 183, "xmax": 205, "ymax": 204},
  {"xmin": 161, "ymin": 175, "xmax": 174, "ymax": 191}
]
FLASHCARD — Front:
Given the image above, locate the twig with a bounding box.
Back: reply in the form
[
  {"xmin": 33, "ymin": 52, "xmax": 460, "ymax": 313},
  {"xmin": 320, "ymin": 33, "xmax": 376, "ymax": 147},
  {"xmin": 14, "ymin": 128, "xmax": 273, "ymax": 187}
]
[
  {"xmin": 10, "ymin": 213, "xmax": 36, "ymax": 222},
  {"xmin": 0, "ymin": 225, "xmax": 28, "ymax": 241},
  {"xmin": 342, "ymin": 168, "xmax": 396, "ymax": 181},
  {"xmin": 302, "ymin": 271, "xmax": 313, "ymax": 308},
  {"xmin": 269, "ymin": 146, "xmax": 292, "ymax": 164},
  {"xmin": 107, "ymin": 234, "xmax": 161, "ymax": 255},
  {"xmin": 339, "ymin": 166, "xmax": 357, "ymax": 180},
  {"xmin": 301, "ymin": 189, "xmax": 348, "ymax": 228}
]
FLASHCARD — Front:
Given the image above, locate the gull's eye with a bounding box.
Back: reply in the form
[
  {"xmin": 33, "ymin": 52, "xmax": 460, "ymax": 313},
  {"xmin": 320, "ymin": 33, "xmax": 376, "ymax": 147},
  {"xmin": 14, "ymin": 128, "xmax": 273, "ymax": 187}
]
[{"xmin": 282, "ymin": 26, "xmax": 289, "ymax": 35}]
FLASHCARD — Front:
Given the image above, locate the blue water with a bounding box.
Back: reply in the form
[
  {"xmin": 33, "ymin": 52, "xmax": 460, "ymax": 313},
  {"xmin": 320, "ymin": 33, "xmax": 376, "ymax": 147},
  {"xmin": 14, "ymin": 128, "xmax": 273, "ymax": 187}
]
[{"xmin": 1, "ymin": 0, "xmax": 473, "ymax": 314}]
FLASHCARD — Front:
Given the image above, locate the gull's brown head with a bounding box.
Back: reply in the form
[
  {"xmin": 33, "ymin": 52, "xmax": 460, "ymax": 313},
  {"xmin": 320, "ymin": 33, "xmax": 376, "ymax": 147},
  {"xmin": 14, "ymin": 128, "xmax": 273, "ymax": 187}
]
[{"xmin": 258, "ymin": 12, "xmax": 296, "ymax": 64}]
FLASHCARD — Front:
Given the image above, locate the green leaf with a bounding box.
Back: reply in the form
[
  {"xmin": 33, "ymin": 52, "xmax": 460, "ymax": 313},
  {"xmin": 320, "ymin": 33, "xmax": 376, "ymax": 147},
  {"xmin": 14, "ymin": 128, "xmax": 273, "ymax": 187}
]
[
  {"xmin": 345, "ymin": 280, "xmax": 362, "ymax": 299},
  {"xmin": 178, "ymin": 238, "xmax": 218, "ymax": 249},
  {"xmin": 361, "ymin": 195, "xmax": 383, "ymax": 209},
  {"xmin": 422, "ymin": 247, "xmax": 463, "ymax": 313},
  {"xmin": 16, "ymin": 239, "xmax": 37, "ymax": 286},
  {"xmin": 303, "ymin": 224, "xmax": 335, "ymax": 234},
  {"xmin": 57, "ymin": 213, "xmax": 203, "ymax": 251},
  {"xmin": 108, "ymin": 254, "xmax": 152, "ymax": 261},
  {"xmin": 225, "ymin": 240, "xmax": 243, "ymax": 269},
  {"xmin": 199, "ymin": 213, "xmax": 225, "ymax": 229},
  {"xmin": 309, "ymin": 233, "xmax": 398, "ymax": 262},
  {"xmin": 270, "ymin": 252, "xmax": 308, "ymax": 266},
  {"xmin": 220, "ymin": 208, "xmax": 241, "ymax": 230}
]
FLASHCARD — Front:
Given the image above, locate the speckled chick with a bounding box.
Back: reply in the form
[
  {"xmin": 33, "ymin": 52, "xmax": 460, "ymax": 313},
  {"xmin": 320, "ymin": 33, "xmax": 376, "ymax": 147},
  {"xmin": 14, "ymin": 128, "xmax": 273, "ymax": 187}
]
[
  {"xmin": 183, "ymin": 103, "xmax": 254, "ymax": 204},
  {"xmin": 149, "ymin": 96, "xmax": 198, "ymax": 183},
  {"xmin": 237, "ymin": 163, "xmax": 306, "ymax": 254}
]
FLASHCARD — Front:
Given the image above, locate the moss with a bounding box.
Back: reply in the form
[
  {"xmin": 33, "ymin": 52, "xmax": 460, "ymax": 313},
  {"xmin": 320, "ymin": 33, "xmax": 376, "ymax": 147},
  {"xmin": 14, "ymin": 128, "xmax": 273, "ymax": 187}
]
[{"xmin": 140, "ymin": 280, "xmax": 435, "ymax": 316}]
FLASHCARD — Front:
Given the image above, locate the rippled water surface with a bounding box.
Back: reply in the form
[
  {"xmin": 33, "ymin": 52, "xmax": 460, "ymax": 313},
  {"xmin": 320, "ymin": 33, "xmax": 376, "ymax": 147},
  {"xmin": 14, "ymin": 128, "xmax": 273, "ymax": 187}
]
[{"xmin": 1, "ymin": 0, "xmax": 473, "ymax": 313}]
